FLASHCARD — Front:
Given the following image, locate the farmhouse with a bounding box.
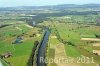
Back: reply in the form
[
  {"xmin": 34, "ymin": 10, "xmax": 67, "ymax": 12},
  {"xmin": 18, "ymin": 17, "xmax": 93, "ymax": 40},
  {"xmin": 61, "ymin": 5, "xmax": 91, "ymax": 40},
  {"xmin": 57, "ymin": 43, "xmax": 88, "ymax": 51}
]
[
  {"xmin": 93, "ymin": 50, "xmax": 100, "ymax": 55},
  {"xmin": 1, "ymin": 52, "xmax": 12, "ymax": 58},
  {"xmin": 33, "ymin": 21, "xmax": 36, "ymax": 26}
]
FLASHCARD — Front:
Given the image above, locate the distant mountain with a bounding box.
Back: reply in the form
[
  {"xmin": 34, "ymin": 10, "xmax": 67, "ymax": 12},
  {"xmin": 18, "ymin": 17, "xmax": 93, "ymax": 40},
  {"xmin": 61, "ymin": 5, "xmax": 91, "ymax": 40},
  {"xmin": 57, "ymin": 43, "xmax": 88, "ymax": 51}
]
[{"xmin": 0, "ymin": 4, "xmax": 100, "ymax": 10}]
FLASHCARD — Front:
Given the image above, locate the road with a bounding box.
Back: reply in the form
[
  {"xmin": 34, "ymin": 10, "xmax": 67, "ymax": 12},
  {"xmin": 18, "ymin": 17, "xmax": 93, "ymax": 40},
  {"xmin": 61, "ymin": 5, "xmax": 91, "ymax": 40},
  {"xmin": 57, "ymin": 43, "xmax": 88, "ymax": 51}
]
[{"xmin": 37, "ymin": 28, "xmax": 50, "ymax": 66}]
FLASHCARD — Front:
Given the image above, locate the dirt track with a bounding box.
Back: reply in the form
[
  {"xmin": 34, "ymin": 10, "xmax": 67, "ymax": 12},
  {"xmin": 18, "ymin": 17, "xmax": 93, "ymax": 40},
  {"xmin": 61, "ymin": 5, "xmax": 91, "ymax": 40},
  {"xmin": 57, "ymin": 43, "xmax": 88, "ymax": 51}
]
[
  {"xmin": 24, "ymin": 24, "xmax": 33, "ymax": 28},
  {"xmin": 81, "ymin": 38, "xmax": 100, "ymax": 41},
  {"xmin": 16, "ymin": 27, "xmax": 22, "ymax": 30},
  {"xmin": 54, "ymin": 44, "xmax": 81, "ymax": 66},
  {"xmin": 51, "ymin": 36, "xmax": 57, "ymax": 38},
  {"xmin": 93, "ymin": 43, "xmax": 100, "ymax": 46}
]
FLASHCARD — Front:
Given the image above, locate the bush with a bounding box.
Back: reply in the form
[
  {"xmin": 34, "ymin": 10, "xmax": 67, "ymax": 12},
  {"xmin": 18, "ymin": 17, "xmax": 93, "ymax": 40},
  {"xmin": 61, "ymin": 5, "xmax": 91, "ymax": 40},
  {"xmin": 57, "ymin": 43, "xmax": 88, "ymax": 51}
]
[{"xmin": 95, "ymin": 34, "xmax": 100, "ymax": 38}]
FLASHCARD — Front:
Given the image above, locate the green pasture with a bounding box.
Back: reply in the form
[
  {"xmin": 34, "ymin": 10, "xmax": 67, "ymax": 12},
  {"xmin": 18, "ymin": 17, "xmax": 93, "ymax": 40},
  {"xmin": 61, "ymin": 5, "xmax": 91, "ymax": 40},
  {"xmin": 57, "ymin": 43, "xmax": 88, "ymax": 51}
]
[{"xmin": 0, "ymin": 21, "xmax": 43, "ymax": 66}]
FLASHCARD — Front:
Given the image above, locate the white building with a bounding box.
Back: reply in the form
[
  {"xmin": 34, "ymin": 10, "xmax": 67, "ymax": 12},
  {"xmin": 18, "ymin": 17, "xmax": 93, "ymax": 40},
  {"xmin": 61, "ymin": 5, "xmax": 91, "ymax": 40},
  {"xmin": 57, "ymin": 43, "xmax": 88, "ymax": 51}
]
[{"xmin": 33, "ymin": 21, "xmax": 36, "ymax": 26}]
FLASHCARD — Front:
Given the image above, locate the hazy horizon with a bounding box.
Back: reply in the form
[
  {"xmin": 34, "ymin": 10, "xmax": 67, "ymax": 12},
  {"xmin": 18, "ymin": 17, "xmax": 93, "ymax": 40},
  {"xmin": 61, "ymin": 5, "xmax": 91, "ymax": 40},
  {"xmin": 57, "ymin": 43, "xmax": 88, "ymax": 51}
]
[{"xmin": 0, "ymin": 0, "xmax": 100, "ymax": 7}]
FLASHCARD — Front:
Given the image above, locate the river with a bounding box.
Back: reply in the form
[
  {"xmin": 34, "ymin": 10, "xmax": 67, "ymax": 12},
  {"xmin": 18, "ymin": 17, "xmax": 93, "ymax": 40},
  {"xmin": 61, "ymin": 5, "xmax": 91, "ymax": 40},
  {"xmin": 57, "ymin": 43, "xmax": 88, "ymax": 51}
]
[
  {"xmin": 37, "ymin": 28, "xmax": 50, "ymax": 66},
  {"xmin": 0, "ymin": 61, "xmax": 3, "ymax": 66}
]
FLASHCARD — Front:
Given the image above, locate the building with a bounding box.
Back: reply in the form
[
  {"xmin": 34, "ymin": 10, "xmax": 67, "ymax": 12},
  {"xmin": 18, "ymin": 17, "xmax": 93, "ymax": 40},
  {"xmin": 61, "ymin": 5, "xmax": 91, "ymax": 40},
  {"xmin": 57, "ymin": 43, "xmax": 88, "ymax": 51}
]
[{"xmin": 33, "ymin": 21, "xmax": 36, "ymax": 26}]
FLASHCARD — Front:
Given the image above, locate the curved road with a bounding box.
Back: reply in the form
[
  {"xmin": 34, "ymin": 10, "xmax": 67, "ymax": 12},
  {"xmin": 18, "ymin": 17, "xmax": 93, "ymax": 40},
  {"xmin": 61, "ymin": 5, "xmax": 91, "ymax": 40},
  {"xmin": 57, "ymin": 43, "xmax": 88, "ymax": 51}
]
[{"xmin": 37, "ymin": 28, "xmax": 50, "ymax": 66}]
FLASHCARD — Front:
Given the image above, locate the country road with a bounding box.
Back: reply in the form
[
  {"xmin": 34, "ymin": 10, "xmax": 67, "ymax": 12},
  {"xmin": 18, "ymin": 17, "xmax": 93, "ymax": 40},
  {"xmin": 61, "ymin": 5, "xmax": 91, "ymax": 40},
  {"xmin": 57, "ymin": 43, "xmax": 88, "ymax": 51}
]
[{"xmin": 37, "ymin": 28, "xmax": 50, "ymax": 66}]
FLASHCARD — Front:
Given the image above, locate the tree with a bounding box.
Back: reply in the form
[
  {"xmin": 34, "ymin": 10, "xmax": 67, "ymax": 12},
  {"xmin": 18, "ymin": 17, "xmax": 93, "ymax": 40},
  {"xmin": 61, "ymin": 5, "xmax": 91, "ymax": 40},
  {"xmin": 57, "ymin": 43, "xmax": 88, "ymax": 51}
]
[{"xmin": 95, "ymin": 34, "xmax": 100, "ymax": 38}]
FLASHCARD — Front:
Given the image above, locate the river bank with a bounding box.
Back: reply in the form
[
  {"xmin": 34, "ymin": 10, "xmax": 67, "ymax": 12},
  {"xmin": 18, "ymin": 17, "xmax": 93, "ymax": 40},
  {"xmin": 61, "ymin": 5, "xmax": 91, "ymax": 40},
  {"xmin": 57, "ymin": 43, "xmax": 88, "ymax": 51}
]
[{"xmin": 0, "ymin": 60, "xmax": 3, "ymax": 66}]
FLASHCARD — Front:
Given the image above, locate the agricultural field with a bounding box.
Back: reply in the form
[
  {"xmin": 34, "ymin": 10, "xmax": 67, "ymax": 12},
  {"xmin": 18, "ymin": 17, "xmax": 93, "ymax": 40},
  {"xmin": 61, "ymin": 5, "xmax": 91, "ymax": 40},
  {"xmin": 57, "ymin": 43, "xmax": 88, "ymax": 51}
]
[
  {"xmin": 46, "ymin": 15, "xmax": 100, "ymax": 66},
  {"xmin": 0, "ymin": 4, "xmax": 100, "ymax": 66},
  {"xmin": 0, "ymin": 20, "xmax": 43, "ymax": 66}
]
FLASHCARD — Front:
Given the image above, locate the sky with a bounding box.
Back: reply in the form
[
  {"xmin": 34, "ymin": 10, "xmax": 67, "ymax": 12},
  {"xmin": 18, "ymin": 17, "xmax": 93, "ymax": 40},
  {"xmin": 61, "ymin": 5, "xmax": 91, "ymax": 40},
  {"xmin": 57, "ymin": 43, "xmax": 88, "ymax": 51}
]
[{"xmin": 0, "ymin": 0, "xmax": 100, "ymax": 7}]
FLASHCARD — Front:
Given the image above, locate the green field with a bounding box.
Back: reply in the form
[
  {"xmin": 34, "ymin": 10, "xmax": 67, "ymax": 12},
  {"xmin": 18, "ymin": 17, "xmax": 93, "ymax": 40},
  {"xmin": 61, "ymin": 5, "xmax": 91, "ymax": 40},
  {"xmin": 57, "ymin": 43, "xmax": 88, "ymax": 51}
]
[
  {"xmin": 0, "ymin": 5, "xmax": 100, "ymax": 66},
  {"xmin": 45, "ymin": 15, "xmax": 100, "ymax": 66},
  {"xmin": 0, "ymin": 21, "xmax": 43, "ymax": 66}
]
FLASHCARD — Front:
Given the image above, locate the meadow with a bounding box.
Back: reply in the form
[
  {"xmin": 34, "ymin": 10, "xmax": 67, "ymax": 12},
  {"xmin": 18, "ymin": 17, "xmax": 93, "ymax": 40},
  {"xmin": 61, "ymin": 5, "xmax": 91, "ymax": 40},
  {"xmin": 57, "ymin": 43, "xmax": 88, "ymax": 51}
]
[
  {"xmin": 0, "ymin": 20, "xmax": 43, "ymax": 66},
  {"xmin": 45, "ymin": 15, "xmax": 100, "ymax": 66}
]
